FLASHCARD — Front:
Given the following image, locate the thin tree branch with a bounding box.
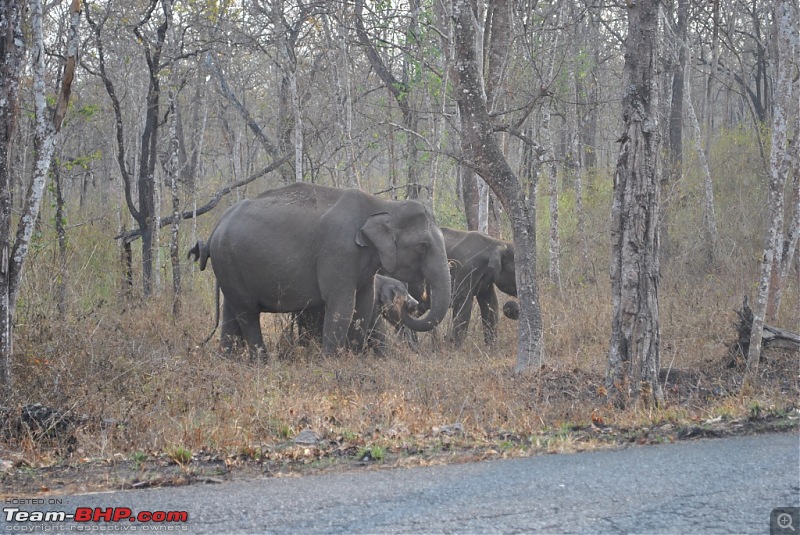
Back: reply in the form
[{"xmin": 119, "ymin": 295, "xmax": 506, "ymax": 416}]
[{"xmin": 115, "ymin": 154, "xmax": 292, "ymax": 244}]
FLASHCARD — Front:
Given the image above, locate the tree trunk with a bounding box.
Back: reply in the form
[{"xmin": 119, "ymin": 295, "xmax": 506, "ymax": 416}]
[
  {"xmin": 135, "ymin": 3, "xmax": 168, "ymax": 296},
  {"xmin": 542, "ymin": 5, "xmax": 562, "ymax": 292},
  {"xmin": 325, "ymin": 11, "xmax": 359, "ymax": 189},
  {"xmin": 1, "ymin": 0, "xmax": 80, "ymax": 387},
  {"xmin": 482, "ymin": 0, "xmax": 509, "ymax": 238},
  {"xmin": 270, "ymin": 2, "xmax": 303, "ymax": 184},
  {"xmin": 477, "ymin": 177, "xmax": 489, "ymax": 233},
  {"xmin": 773, "ymin": 138, "xmax": 799, "ymax": 317},
  {"xmin": 747, "ymin": 0, "xmax": 797, "ymax": 375},
  {"xmin": 542, "ymin": 95, "xmax": 561, "ymax": 292},
  {"xmin": 456, "ymin": 104, "xmax": 479, "ymax": 230},
  {"xmin": 450, "ymin": 0, "xmax": 544, "ymax": 372},
  {"xmin": 460, "ymin": 164, "xmax": 480, "ymax": 231},
  {"xmin": 666, "ymin": 0, "xmax": 686, "ymax": 183},
  {"xmin": 53, "ymin": 161, "xmax": 68, "ymax": 316},
  {"xmin": 569, "ymin": 52, "xmax": 590, "ymax": 277},
  {"xmin": 607, "ymin": 0, "xmax": 663, "ymax": 407},
  {"xmin": 88, "ymin": 1, "xmax": 168, "ymax": 297},
  {"xmin": 768, "ymin": 84, "xmax": 800, "ymax": 322},
  {"xmin": 662, "ymin": 0, "xmax": 688, "ymax": 270},
  {"xmin": 164, "ymin": 0, "xmax": 181, "ymax": 314},
  {"xmin": 138, "ymin": 96, "xmax": 158, "ymax": 296},
  {"xmin": 685, "ymin": 52, "xmax": 719, "ymax": 265},
  {"xmin": 700, "ymin": 0, "xmax": 721, "ymax": 265},
  {"xmin": 0, "ymin": 0, "xmax": 26, "ymax": 387}
]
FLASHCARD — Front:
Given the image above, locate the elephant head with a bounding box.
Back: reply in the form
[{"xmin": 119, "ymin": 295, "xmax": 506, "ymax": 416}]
[
  {"xmin": 374, "ymin": 274, "xmax": 420, "ymax": 325},
  {"xmin": 356, "ymin": 201, "xmax": 451, "ymax": 333},
  {"xmin": 489, "ymin": 244, "xmax": 516, "ymax": 297}
]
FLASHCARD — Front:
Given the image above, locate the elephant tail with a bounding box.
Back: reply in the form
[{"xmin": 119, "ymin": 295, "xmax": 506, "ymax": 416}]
[
  {"xmin": 201, "ymin": 280, "xmax": 221, "ymax": 346},
  {"xmin": 187, "ymin": 239, "xmax": 210, "ymax": 271},
  {"xmin": 188, "ymin": 239, "xmax": 218, "ymax": 346}
]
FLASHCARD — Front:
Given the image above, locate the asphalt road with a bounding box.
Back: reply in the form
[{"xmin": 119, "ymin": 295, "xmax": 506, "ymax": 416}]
[{"xmin": 3, "ymin": 433, "xmax": 799, "ymax": 534}]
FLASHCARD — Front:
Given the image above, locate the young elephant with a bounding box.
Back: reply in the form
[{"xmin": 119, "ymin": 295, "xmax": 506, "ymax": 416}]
[
  {"xmin": 293, "ymin": 274, "xmax": 420, "ymax": 352},
  {"xmin": 388, "ymin": 228, "xmax": 517, "ymax": 347},
  {"xmin": 395, "ymin": 228, "xmax": 517, "ymax": 347},
  {"xmin": 373, "ymin": 274, "xmax": 421, "ymax": 326},
  {"xmin": 442, "ymin": 227, "xmax": 517, "ymax": 347}
]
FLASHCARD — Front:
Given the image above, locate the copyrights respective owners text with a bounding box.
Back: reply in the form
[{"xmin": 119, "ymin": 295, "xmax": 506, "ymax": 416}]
[{"xmin": 4, "ymin": 500, "xmax": 189, "ymax": 532}]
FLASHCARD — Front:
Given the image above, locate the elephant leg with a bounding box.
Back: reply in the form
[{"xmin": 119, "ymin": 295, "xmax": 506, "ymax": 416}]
[
  {"xmin": 322, "ymin": 291, "xmax": 356, "ymax": 355},
  {"xmin": 476, "ymin": 285, "xmax": 499, "ymax": 347},
  {"xmin": 236, "ymin": 311, "xmax": 266, "ymax": 360},
  {"xmin": 400, "ymin": 326, "xmax": 420, "ymax": 351},
  {"xmin": 350, "ymin": 285, "xmax": 378, "ymax": 353},
  {"xmin": 294, "ymin": 308, "xmax": 324, "ymax": 346},
  {"xmin": 221, "ymin": 301, "xmax": 244, "ymax": 353},
  {"xmin": 450, "ymin": 291, "xmax": 473, "ymax": 347},
  {"xmin": 365, "ymin": 317, "xmax": 392, "ymax": 357}
]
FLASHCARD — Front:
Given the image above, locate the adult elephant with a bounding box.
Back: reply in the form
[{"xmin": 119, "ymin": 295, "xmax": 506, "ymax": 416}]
[
  {"xmin": 439, "ymin": 227, "xmax": 517, "ymax": 347},
  {"xmin": 193, "ymin": 183, "xmax": 451, "ymax": 356}
]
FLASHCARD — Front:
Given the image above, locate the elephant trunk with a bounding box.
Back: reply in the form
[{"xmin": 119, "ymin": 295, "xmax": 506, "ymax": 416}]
[{"xmin": 399, "ymin": 244, "xmax": 451, "ymax": 332}]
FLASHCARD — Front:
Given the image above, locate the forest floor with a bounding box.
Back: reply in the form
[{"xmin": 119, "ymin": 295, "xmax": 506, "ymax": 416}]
[{"xmin": 2, "ymin": 343, "xmax": 797, "ymax": 498}]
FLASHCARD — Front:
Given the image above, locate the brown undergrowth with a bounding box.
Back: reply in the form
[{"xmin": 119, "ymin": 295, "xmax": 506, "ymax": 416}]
[
  {"xmin": 1, "ymin": 271, "xmax": 797, "ymax": 496},
  {"xmin": 4, "ymin": 125, "xmax": 797, "ymax": 495}
]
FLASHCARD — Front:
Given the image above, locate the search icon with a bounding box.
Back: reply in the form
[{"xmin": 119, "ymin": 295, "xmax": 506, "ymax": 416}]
[
  {"xmin": 773, "ymin": 508, "xmax": 800, "ymax": 535},
  {"xmin": 779, "ymin": 513, "xmax": 796, "ymax": 532}
]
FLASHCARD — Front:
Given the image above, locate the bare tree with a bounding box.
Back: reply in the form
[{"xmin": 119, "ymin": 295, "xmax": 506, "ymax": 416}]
[
  {"xmin": 267, "ymin": 0, "xmax": 304, "ymax": 183},
  {"xmin": 666, "ymin": 0, "xmax": 687, "ymax": 184},
  {"xmin": 84, "ymin": 0, "xmax": 169, "ymax": 296},
  {"xmin": 607, "ymin": 0, "xmax": 663, "ymax": 407},
  {"xmin": 700, "ymin": 0, "xmax": 721, "ymax": 263},
  {"xmin": 163, "ymin": 0, "xmax": 181, "ymax": 313},
  {"xmin": 355, "ymin": 0, "xmax": 424, "ymax": 199},
  {"xmin": 684, "ymin": 45, "xmax": 719, "ymax": 264},
  {"xmin": 768, "ymin": 69, "xmax": 800, "ymax": 320},
  {"xmin": 323, "ymin": 9, "xmax": 360, "ymax": 188},
  {"xmin": 541, "ymin": 5, "xmax": 562, "ymax": 293},
  {"xmin": 0, "ymin": 0, "xmax": 80, "ymax": 387},
  {"xmin": 450, "ymin": 0, "xmax": 544, "ymax": 372},
  {"xmin": 773, "ymin": 110, "xmax": 799, "ymax": 317},
  {"xmin": 568, "ymin": 36, "xmax": 590, "ymax": 277},
  {"xmin": 0, "ymin": 0, "xmax": 26, "ymax": 386},
  {"xmin": 746, "ymin": 0, "xmax": 798, "ymax": 374}
]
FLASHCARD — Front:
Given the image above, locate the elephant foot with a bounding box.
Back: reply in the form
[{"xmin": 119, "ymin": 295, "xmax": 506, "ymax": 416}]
[{"xmin": 249, "ymin": 347, "xmax": 269, "ymax": 365}]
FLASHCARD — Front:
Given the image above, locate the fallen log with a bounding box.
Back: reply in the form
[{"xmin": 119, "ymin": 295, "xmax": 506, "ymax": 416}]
[
  {"xmin": 763, "ymin": 324, "xmax": 800, "ymax": 351},
  {"xmin": 730, "ymin": 296, "xmax": 800, "ymax": 366}
]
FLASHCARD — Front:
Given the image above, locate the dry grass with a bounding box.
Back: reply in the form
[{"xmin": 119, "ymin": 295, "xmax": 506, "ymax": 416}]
[
  {"xmin": 3, "ymin": 256, "xmax": 796, "ymax": 472},
  {"xmin": 2, "ymin": 128, "xmax": 798, "ymax": 480}
]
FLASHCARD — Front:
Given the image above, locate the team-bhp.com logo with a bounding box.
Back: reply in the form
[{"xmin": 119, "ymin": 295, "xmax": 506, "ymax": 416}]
[{"xmin": 4, "ymin": 507, "xmax": 188, "ymax": 529}]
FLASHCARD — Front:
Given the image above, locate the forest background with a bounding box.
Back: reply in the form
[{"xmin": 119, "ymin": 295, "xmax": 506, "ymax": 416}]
[{"xmin": 0, "ymin": 0, "xmax": 797, "ymax": 488}]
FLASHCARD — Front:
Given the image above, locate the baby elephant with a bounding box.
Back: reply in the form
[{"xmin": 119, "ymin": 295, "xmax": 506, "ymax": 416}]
[
  {"xmin": 375, "ymin": 274, "xmax": 420, "ymax": 325},
  {"xmin": 293, "ymin": 274, "xmax": 420, "ymax": 353}
]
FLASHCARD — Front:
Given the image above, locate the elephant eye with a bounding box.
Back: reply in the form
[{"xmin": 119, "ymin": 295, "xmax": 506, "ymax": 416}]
[{"xmin": 415, "ymin": 242, "xmax": 429, "ymax": 254}]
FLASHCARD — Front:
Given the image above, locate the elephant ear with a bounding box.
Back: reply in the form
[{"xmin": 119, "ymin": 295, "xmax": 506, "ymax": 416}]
[
  {"xmin": 488, "ymin": 246, "xmax": 504, "ymax": 279},
  {"xmin": 356, "ymin": 212, "xmax": 397, "ymax": 273}
]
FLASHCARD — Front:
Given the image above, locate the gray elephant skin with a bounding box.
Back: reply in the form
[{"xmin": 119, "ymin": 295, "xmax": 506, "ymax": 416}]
[
  {"xmin": 293, "ymin": 274, "xmax": 420, "ymax": 351},
  {"xmin": 289, "ymin": 225, "xmax": 518, "ymax": 349},
  {"xmin": 438, "ymin": 227, "xmax": 517, "ymax": 347},
  {"xmin": 191, "ymin": 183, "xmax": 451, "ymax": 356}
]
